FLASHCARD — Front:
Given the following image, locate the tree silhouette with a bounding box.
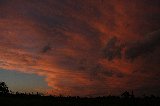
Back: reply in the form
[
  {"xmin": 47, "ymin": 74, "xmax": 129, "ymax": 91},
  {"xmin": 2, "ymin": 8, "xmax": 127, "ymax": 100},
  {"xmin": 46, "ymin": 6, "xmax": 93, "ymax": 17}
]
[
  {"xmin": 121, "ymin": 91, "xmax": 130, "ymax": 98},
  {"xmin": 0, "ymin": 82, "xmax": 9, "ymax": 95}
]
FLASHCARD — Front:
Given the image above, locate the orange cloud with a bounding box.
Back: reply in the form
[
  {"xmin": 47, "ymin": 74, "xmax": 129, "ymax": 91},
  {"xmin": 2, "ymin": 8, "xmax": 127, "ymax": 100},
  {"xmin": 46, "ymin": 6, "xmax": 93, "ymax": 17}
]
[{"xmin": 0, "ymin": 0, "xmax": 160, "ymax": 96}]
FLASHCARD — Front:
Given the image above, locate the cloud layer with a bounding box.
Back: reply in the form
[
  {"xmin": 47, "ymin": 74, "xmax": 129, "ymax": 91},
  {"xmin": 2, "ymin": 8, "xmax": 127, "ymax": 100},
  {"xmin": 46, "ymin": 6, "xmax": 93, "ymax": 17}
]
[{"xmin": 0, "ymin": 0, "xmax": 160, "ymax": 96}]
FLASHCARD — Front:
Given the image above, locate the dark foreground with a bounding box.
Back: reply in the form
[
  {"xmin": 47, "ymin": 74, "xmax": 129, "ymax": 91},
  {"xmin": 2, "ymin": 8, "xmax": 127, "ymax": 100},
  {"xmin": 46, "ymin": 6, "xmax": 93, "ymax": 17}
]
[{"xmin": 0, "ymin": 95, "xmax": 160, "ymax": 106}]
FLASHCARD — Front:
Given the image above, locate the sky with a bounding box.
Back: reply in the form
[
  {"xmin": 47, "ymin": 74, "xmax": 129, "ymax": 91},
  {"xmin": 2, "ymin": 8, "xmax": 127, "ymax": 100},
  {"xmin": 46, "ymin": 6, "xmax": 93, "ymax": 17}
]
[
  {"xmin": 0, "ymin": 0, "xmax": 160, "ymax": 96},
  {"xmin": 0, "ymin": 69, "xmax": 48, "ymax": 93}
]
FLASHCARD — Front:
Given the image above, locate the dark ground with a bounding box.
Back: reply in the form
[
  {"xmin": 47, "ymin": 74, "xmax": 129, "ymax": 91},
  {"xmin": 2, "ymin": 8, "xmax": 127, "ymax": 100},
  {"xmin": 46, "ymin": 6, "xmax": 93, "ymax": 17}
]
[{"xmin": 0, "ymin": 95, "xmax": 160, "ymax": 106}]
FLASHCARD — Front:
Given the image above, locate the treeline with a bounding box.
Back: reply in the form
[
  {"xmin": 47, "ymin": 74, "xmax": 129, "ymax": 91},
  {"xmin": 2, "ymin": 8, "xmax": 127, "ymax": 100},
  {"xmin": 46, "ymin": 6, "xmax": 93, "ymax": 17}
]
[{"xmin": 0, "ymin": 82, "xmax": 160, "ymax": 106}]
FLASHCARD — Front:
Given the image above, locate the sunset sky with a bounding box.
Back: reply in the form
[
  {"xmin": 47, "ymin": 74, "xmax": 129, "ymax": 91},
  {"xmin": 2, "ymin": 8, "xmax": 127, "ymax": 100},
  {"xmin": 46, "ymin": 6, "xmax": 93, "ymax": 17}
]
[{"xmin": 0, "ymin": 0, "xmax": 160, "ymax": 96}]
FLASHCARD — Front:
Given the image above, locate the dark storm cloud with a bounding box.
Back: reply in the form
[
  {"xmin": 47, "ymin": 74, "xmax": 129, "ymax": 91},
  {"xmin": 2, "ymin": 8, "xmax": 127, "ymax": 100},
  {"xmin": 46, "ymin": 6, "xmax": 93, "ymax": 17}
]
[
  {"xmin": 42, "ymin": 43, "xmax": 52, "ymax": 53},
  {"xmin": 142, "ymin": 0, "xmax": 160, "ymax": 6},
  {"xmin": 90, "ymin": 64, "xmax": 125, "ymax": 80},
  {"xmin": 30, "ymin": 13, "xmax": 70, "ymax": 28},
  {"xmin": 103, "ymin": 36, "xmax": 123, "ymax": 60},
  {"xmin": 55, "ymin": 57, "xmax": 85, "ymax": 71},
  {"xmin": 33, "ymin": 15, "xmax": 101, "ymax": 39},
  {"xmin": 0, "ymin": 0, "xmax": 6, "ymax": 4},
  {"xmin": 91, "ymin": 65, "xmax": 113, "ymax": 79},
  {"xmin": 27, "ymin": 7, "xmax": 102, "ymax": 49},
  {"xmin": 125, "ymin": 30, "xmax": 160, "ymax": 60}
]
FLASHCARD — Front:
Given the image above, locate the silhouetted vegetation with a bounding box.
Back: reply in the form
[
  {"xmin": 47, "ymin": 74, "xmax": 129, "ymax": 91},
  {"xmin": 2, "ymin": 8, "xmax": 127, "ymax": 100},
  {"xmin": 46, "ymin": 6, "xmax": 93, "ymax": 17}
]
[
  {"xmin": 0, "ymin": 82, "xmax": 9, "ymax": 95},
  {"xmin": 0, "ymin": 82, "xmax": 160, "ymax": 106}
]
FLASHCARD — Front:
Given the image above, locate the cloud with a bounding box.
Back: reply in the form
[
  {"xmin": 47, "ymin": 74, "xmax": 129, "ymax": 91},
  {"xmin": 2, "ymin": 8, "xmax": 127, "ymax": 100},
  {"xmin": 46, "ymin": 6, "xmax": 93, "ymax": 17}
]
[
  {"xmin": 41, "ymin": 43, "xmax": 52, "ymax": 53},
  {"xmin": 125, "ymin": 30, "xmax": 160, "ymax": 60},
  {"xmin": 0, "ymin": 0, "xmax": 160, "ymax": 96},
  {"xmin": 102, "ymin": 36, "xmax": 124, "ymax": 60}
]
